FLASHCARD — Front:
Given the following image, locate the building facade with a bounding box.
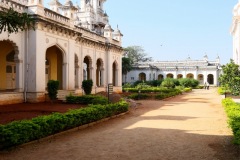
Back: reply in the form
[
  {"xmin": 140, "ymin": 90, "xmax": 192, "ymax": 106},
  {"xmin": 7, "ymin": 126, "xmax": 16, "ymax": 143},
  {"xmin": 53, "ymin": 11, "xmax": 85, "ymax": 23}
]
[
  {"xmin": 0, "ymin": 0, "xmax": 123, "ymax": 104},
  {"xmin": 231, "ymin": 0, "xmax": 240, "ymax": 64},
  {"xmin": 124, "ymin": 56, "xmax": 221, "ymax": 86}
]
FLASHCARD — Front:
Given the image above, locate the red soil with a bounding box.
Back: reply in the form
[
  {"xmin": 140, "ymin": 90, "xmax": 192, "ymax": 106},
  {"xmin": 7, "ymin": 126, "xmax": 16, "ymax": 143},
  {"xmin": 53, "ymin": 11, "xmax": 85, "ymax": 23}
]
[{"xmin": 0, "ymin": 101, "xmax": 86, "ymax": 125}]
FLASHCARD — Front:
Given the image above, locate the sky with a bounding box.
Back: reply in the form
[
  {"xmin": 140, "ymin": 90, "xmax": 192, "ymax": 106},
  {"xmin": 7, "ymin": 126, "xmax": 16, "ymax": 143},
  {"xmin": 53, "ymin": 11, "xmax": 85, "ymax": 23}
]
[
  {"xmin": 47, "ymin": 0, "xmax": 238, "ymax": 64},
  {"xmin": 104, "ymin": 0, "xmax": 238, "ymax": 65}
]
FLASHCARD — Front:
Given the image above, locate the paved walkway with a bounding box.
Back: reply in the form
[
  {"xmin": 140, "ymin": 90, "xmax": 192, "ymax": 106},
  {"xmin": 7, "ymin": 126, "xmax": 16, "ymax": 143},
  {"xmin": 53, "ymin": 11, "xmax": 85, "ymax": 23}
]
[{"xmin": 1, "ymin": 89, "xmax": 239, "ymax": 160}]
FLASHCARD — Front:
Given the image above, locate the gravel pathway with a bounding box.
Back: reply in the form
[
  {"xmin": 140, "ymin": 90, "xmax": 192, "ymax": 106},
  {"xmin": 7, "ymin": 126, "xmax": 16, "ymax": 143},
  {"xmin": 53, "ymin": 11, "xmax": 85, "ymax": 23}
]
[{"xmin": 1, "ymin": 89, "xmax": 239, "ymax": 160}]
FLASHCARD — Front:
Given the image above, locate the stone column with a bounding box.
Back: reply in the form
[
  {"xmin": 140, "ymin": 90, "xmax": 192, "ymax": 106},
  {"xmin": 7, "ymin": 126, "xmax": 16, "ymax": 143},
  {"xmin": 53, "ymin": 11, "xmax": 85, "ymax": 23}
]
[{"xmin": 14, "ymin": 59, "xmax": 23, "ymax": 92}]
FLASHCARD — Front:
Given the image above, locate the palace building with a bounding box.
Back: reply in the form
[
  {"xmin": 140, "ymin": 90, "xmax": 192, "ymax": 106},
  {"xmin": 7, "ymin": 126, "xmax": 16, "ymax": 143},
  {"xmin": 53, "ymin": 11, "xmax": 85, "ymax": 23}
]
[
  {"xmin": 0, "ymin": 0, "xmax": 123, "ymax": 104},
  {"xmin": 232, "ymin": 0, "xmax": 240, "ymax": 64},
  {"xmin": 124, "ymin": 55, "xmax": 221, "ymax": 86}
]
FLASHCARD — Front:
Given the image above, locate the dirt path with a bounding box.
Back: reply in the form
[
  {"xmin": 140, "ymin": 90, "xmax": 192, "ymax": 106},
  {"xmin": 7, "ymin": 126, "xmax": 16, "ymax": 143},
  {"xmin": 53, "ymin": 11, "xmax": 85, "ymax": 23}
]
[{"xmin": 1, "ymin": 89, "xmax": 239, "ymax": 160}]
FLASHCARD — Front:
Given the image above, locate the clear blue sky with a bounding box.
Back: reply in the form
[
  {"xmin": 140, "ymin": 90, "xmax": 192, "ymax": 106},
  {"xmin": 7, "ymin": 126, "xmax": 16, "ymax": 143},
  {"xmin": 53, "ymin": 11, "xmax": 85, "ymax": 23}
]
[
  {"xmin": 48, "ymin": 0, "xmax": 237, "ymax": 64},
  {"xmin": 104, "ymin": 0, "xmax": 237, "ymax": 64}
]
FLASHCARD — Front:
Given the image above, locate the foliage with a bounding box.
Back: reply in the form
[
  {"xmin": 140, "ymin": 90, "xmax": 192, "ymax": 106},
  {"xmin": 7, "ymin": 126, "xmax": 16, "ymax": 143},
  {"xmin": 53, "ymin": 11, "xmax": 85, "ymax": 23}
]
[
  {"xmin": 66, "ymin": 95, "xmax": 108, "ymax": 105},
  {"xmin": 183, "ymin": 88, "xmax": 192, "ymax": 92},
  {"xmin": 136, "ymin": 82, "xmax": 151, "ymax": 89},
  {"xmin": 161, "ymin": 78, "xmax": 175, "ymax": 88},
  {"xmin": 193, "ymin": 86, "xmax": 204, "ymax": 89},
  {"xmin": 122, "ymin": 57, "xmax": 132, "ymax": 83},
  {"xmin": 127, "ymin": 89, "xmax": 182, "ymax": 100},
  {"xmin": 0, "ymin": 8, "xmax": 35, "ymax": 34},
  {"xmin": 146, "ymin": 80, "xmax": 163, "ymax": 87},
  {"xmin": 0, "ymin": 100, "xmax": 129, "ymax": 150},
  {"xmin": 123, "ymin": 83, "xmax": 133, "ymax": 89},
  {"xmin": 47, "ymin": 80, "xmax": 59, "ymax": 100},
  {"xmin": 123, "ymin": 87, "xmax": 181, "ymax": 94},
  {"xmin": 124, "ymin": 46, "xmax": 152, "ymax": 63},
  {"xmin": 218, "ymin": 87, "xmax": 231, "ymax": 95},
  {"xmin": 190, "ymin": 79, "xmax": 199, "ymax": 88},
  {"xmin": 222, "ymin": 98, "xmax": 240, "ymax": 144},
  {"xmin": 133, "ymin": 80, "xmax": 144, "ymax": 87},
  {"xmin": 179, "ymin": 78, "xmax": 192, "ymax": 87},
  {"xmin": 128, "ymin": 93, "xmax": 150, "ymax": 100},
  {"xmin": 155, "ymin": 90, "xmax": 182, "ymax": 100},
  {"xmin": 82, "ymin": 80, "xmax": 93, "ymax": 95},
  {"xmin": 219, "ymin": 59, "xmax": 240, "ymax": 95}
]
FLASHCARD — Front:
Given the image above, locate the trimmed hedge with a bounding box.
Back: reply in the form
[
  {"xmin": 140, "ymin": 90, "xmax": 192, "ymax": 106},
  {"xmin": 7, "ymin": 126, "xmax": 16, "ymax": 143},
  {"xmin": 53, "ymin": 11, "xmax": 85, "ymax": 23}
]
[
  {"xmin": 123, "ymin": 87, "xmax": 181, "ymax": 94},
  {"xmin": 127, "ymin": 89, "xmax": 182, "ymax": 100},
  {"xmin": 66, "ymin": 95, "xmax": 108, "ymax": 105},
  {"xmin": 155, "ymin": 90, "xmax": 182, "ymax": 100},
  {"xmin": 222, "ymin": 98, "xmax": 240, "ymax": 145},
  {"xmin": 0, "ymin": 100, "xmax": 129, "ymax": 150},
  {"xmin": 128, "ymin": 93, "xmax": 150, "ymax": 100}
]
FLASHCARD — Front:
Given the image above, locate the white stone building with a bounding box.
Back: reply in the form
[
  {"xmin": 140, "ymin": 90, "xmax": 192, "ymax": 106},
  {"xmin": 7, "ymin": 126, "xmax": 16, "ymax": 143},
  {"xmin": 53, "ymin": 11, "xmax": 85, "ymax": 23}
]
[
  {"xmin": 231, "ymin": 0, "xmax": 240, "ymax": 64},
  {"xmin": 0, "ymin": 0, "xmax": 123, "ymax": 104},
  {"xmin": 124, "ymin": 56, "xmax": 221, "ymax": 86}
]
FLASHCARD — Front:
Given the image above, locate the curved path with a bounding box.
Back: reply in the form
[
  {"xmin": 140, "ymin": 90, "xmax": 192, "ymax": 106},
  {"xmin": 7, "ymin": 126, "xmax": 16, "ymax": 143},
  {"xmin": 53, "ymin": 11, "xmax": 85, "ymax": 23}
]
[{"xmin": 1, "ymin": 89, "xmax": 239, "ymax": 160}]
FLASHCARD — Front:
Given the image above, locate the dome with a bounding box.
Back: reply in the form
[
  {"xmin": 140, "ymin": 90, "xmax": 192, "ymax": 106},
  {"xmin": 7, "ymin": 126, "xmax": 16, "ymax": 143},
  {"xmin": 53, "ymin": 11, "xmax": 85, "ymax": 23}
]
[
  {"xmin": 104, "ymin": 23, "xmax": 112, "ymax": 30},
  {"xmin": 64, "ymin": 0, "xmax": 73, "ymax": 7}
]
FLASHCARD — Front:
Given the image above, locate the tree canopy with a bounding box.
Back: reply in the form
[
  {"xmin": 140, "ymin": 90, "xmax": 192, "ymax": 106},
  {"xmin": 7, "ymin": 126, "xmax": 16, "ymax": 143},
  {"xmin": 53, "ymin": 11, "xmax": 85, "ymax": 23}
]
[
  {"xmin": 124, "ymin": 46, "xmax": 152, "ymax": 63},
  {"xmin": 0, "ymin": 8, "xmax": 35, "ymax": 34},
  {"xmin": 219, "ymin": 59, "xmax": 240, "ymax": 95}
]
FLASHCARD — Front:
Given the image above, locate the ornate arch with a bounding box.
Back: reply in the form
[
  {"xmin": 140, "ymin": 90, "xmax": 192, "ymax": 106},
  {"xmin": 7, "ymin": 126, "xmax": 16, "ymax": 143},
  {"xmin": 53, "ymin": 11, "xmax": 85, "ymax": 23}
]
[
  {"xmin": 0, "ymin": 39, "xmax": 19, "ymax": 61},
  {"xmin": 45, "ymin": 43, "xmax": 66, "ymax": 63}
]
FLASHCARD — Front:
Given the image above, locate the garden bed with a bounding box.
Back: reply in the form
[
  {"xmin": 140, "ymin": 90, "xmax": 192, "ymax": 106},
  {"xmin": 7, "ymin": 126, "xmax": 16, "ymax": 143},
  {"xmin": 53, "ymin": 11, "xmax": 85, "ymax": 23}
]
[{"xmin": 0, "ymin": 101, "xmax": 86, "ymax": 125}]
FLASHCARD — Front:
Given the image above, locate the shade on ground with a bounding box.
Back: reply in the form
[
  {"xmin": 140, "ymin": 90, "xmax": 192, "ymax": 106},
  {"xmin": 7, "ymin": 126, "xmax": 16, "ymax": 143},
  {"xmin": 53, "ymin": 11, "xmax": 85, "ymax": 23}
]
[{"xmin": 1, "ymin": 89, "xmax": 239, "ymax": 160}]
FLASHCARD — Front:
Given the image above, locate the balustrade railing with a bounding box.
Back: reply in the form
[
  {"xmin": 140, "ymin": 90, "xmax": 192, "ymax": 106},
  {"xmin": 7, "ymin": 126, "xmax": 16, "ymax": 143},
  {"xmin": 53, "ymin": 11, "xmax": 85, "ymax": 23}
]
[
  {"xmin": 44, "ymin": 8, "xmax": 70, "ymax": 26},
  {"xmin": 0, "ymin": 0, "xmax": 27, "ymax": 13}
]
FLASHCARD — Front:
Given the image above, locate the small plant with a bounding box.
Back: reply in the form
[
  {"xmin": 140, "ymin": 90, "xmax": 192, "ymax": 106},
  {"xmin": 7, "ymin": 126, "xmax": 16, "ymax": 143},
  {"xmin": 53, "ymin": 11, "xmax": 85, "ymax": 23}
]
[
  {"xmin": 82, "ymin": 80, "xmax": 93, "ymax": 95},
  {"xmin": 47, "ymin": 80, "xmax": 59, "ymax": 101}
]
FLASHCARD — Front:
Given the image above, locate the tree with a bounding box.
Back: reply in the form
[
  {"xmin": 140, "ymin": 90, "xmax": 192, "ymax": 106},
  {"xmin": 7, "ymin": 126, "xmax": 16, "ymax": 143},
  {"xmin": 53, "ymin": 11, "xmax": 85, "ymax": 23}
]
[
  {"xmin": 219, "ymin": 59, "xmax": 240, "ymax": 95},
  {"xmin": 124, "ymin": 46, "xmax": 152, "ymax": 63},
  {"xmin": 122, "ymin": 57, "xmax": 132, "ymax": 83},
  {"xmin": 0, "ymin": 8, "xmax": 35, "ymax": 34}
]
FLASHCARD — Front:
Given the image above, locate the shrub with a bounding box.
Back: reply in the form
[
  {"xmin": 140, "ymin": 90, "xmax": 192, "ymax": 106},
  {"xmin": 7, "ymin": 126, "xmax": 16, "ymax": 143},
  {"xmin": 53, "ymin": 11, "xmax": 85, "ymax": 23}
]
[
  {"xmin": 82, "ymin": 80, "xmax": 93, "ymax": 95},
  {"xmin": 128, "ymin": 93, "xmax": 150, "ymax": 100},
  {"xmin": 155, "ymin": 90, "xmax": 182, "ymax": 100},
  {"xmin": 66, "ymin": 95, "xmax": 108, "ymax": 105},
  {"xmin": 190, "ymin": 79, "xmax": 199, "ymax": 88},
  {"xmin": 183, "ymin": 88, "xmax": 192, "ymax": 92},
  {"xmin": 123, "ymin": 83, "xmax": 132, "ymax": 88},
  {"xmin": 193, "ymin": 86, "xmax": 204, "ymax": 89},
  {"xmin": 222, "ymin": 98, "xmax": 240, "ymax": 145},
  {"xmin": 172, "ymin": 79, "xmax": 180, "ymax": 86},
  {"xmin": 161, "ymin": 78, "xmax": 175, "ymax": 88},
  {"xmin": 218, "ymin": 87, "xmax": 231, "ymax": 95},
  {"xmin": 0, "ymin": 100, "xmax": 129, "ymax": 150},
  {"xmin": 133, "ymin": 80, "xmax": 143, "ymax": 87},
  {"xmin": 179, "ymin": 78, "xmax": 192, "ymax": 87},
  {"xmin": 47, "ymin": 80, "xmax": 59, "ymax": 100},
  {"xmin": 136, "ymin": 82, "xmax": 151, "ymax": 89}
]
